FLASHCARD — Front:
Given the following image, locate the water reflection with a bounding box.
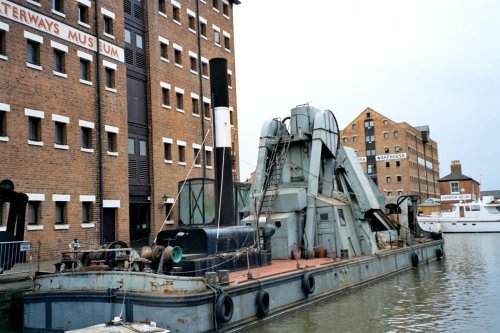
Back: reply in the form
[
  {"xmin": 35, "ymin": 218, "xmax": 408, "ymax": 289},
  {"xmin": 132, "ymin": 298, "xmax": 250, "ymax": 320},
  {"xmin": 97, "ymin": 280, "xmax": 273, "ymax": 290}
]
[{"xmin": 248, "ymin": 234, "xmax": 500, "ymax": 333}]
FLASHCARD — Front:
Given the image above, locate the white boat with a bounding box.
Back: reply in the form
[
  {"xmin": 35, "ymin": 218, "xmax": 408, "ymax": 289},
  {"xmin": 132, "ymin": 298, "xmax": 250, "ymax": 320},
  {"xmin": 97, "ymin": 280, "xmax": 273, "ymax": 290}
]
[{"xmin": 418, "ymin": 196, "xmax": 500, "ymax": 233}]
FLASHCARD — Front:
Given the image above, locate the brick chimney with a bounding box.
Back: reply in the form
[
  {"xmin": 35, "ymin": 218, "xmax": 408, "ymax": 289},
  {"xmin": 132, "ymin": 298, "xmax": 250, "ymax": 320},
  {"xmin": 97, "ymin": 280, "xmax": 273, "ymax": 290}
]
[{"xmin": 451, "ymin": 160, "xmax": 462, "ymax": 174}]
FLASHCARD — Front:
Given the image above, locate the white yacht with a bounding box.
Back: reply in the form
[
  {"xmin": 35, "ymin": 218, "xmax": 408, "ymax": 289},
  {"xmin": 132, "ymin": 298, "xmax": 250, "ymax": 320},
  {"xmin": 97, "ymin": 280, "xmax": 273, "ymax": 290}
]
[{"xmin": 418, "ymin": 196, "xmax": 500, "ymax": 233}]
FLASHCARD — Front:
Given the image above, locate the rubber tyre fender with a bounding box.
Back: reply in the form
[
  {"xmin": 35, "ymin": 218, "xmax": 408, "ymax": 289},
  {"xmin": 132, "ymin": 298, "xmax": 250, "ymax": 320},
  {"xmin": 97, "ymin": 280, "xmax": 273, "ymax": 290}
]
[
  {"xmin": 215, "ymin": 294, "xmax": 234, "ymax": 323},
  {"xmin": 411, "ymin": 252, "xmax": 419, "ymax": 267},
  {"xmin": 436, "ymin": 248, "xmax": 443, "ymax": 260},
  {"xmin": 302, "ymin": 272, "xmax": 316, "ymax": 295},
  {"xmin": 256, "ymin": 290, "xmax": 270, "ymax": 317}
]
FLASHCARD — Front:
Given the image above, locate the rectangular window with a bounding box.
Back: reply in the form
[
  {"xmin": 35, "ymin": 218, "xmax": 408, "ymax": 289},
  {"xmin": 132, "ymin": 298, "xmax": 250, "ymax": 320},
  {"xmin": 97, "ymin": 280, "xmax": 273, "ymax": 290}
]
[
  {"xmin": 27, "ymin": 40, "xmax": 40, "ymax": 65},
  {"xmin": 397, "ymin": 175, "xmax": 402, "ymax": 182},
  {"xmin": 28, "ymin": 116, "xmax": 41, "ymax": 141},
  {"xmin": 394, "ymin": 131, "xmax": 399, "ymax": 139},
  {"xmin": 352, "ymin": 136, "xmax": 357, "ymax": 143},
  {"xmin": 188, "ymin": 15, "xmax": 196, "ymax": 31},
  {"xmin": 383, "ymin": 132, "xmax": 389, "ymax": 139},
  {"xmin": 394, "ymin": 146, "xmax": 400, "ymax": 153},
  {"xmin": 205, "ymin": 150, "xmax": 212, "ymax": 167},
  {"xmin": 53, "ymin": 49, "xmax": 65, "ymax": 73},
  {"xmin": 201, "ymin": 61, "xmax": 208, "ymax": 77},
  {"xmin": 164, "ymin": 142, "xmax": 172, "ymax": 160},
  {"xmin": 450, "ymin": 181, "xmax": 459, "ymax": 194},
  {"xmin": 174, "ymin": 49, "xmax": 182, "ymax": 66},
  {"xmin": 104, "ymin": 16, "xmax": 113, "ymax": 35},
  {"xmin": 214, "ymin": 30, "xmax": 220, "ymax": 45},
  {"xmin": 160, "ymin": 42, "xmax": 168, "ymax": 60},
  {"xmin": 367, "ymin": 164, "xmax": 375, "ymax": 174},
  {"xmin": 107, "ymin": 132, "xmax": 117, "ymax": 153},
  {"xmin": 200, "ymin": 21, "xmax": 207, "ymax": 37},
  {"xmin": 55, "ymin": 201, "xmax": 66, "ymax": 224},
  {"xmin": 81, "ymin": 127, "xmax": 92, "ymax": 149},
  {"xmin": 396, "ymin": 160, "xmax": 401, "ymax": 167},
  {"xmin": 384, "ymin": 147, "xmax": 390, "ymax": 153},
  {"xmin": 55, "ymin": 122, "xmax": 66, "ymax": 145},
  {"xmin": 212, "ymin": 0, "xmax": 219, "ymax": 10},
  {"xmin": 223, "ymin": 2, "xmax": 229, "ymax": 15},
  {"xmin": 78, "ymin": 4, "xmax": 89, "ymax": 24},
  {"xmin": 178, "ymin": 145, "xmax": 185, "ymax": 163},
  {"xmin": 385, "ymin": 161, "xmax": 390, "ymax": 168},
  {"xmin": 365, "ymin": 135, "xmax": 374, "ymax": 142},
  {"xmin": 224, "ymin": 35, "xmax": 230, "ymax": 50},
  {"xmin": 173, "ymin": 5, "xmax": 180, "ymax": 22},
  {"xmin": 0, "ymin": 30, "xmax": 5, "ymax": 56},
  {"xmin": 105, "ymin": 68, "xmax": 115, "ymax": 89},
  {"xmin": 194, "ymin": 148, "xmax": 201, "ymax": 165},
  {"xmin": 159, "ymin": 0, "xmax": 166, "ymax": 14},
  {"xmin": 387, "ymin": 191, "xmax": 392, "ymax": 197},
  {"xmin": 53, "ymin": 0, "xmax": 64, "ymax": 13},
  {"xmin": 190, "ymin": 56, "xmax": 197, "ymax": 72},
  {"xmin": 386, "ymin": 176, "xmax": 392, "ymax": 184},
  {"xmin": 398, "ymin": 190, "xmax": 403, "ymax": 196},
  {"xmin": 0, "ymin": 111, "xmax": 6, "ymax": 137},
  {"xmin": 192, "ymin": 97, "xmax": 199, "ymax": 115},
  {"xmin": 203, "ymin": 101, "xmax": 211, "ymax": 118},
  {"xmin": 82, "ymin": 202, "xmax": 90, "ymax": 224},
  {"xmin": 80, "ymin": 59, "xmax": 90, "ymax": 81},
  {"xmin": 176, "ymin": 92, "xmax": 184, "ymax": 111},
  {"xmin": 162, "ymin": 87, "xmax": 170, "ymax": 106},
  {"xmin": 28, "ymin": 201, "xmax": 40, "ymax": 225}
]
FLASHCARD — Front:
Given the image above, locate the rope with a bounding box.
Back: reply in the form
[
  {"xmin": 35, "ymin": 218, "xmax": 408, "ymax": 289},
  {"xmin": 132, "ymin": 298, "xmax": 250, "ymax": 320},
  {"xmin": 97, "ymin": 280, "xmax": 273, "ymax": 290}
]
[{"xmin": 153, "ymin": 129, "xmax": 211, "ymax": 243}]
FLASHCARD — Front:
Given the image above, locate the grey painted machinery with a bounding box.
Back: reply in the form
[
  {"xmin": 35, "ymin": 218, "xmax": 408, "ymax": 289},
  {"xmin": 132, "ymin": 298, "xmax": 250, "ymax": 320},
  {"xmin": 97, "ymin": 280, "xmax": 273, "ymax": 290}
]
[{"xmin": 242, "ymin": 104, "xmax": 410, "ymax": 259}]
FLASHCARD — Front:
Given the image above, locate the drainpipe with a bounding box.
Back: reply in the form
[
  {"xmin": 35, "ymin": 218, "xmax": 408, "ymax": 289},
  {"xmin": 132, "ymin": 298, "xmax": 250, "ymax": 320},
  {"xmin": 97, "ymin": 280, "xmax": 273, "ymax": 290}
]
[
  {"xmin": 195, "ymin": 0, "xmax": 206, "ymax": 222},
  {"xmin": 94, "ymin": 0, "xmax": 105, "ymax": 244}
]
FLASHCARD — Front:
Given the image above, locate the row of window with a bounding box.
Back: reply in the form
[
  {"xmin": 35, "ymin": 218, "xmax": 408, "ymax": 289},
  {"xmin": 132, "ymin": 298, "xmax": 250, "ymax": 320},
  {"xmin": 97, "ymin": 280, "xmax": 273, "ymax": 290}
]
[
  {"xmin": 159, "ymin": 139, "xmax": 214, "ymax": 167},
  {"xmin": 0, "ymin": 27, "xmax": 119, "ymax": 90},
  {"xmin": 155, "ymin": 36, "xmax": 233, "ymax": 85},
  {"xmin": 157, "ymin": 0, "xmax": 232, "ymax": 51},
  {"xmin": 385, "ymin": 190, "xmax": 404, "ymax": 197},
  {"xmin": 0, "ymin": 104, "xmax": 118, "ymax": 154},
  {"xmin": 159, "ymin": 82, "xmax": 235, "ymax": 124},
  {"xmin": 25, "ymin": 0, "xmax": 116, "ymax": 39},
  {"xmin": 159, "ymin": 0, "xmax": 232, "ymax": 21},
  {"xmin": 0, "ymin": 195, "xmax": 95, "ymax": 228},
  {"xmin": 350, "ymin": 118, "xmax": 394, "ymax": 132},
  {"xmin": 342, "ymin": 131, "xmax": 400, "ymax": 144}
]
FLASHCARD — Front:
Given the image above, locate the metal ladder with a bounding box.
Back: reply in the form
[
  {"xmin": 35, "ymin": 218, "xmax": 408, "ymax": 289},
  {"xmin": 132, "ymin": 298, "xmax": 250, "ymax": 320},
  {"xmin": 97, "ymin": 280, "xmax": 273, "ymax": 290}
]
[{"xmin": 257, "ymin": 128, "xmax": 291, "ymax": 218}]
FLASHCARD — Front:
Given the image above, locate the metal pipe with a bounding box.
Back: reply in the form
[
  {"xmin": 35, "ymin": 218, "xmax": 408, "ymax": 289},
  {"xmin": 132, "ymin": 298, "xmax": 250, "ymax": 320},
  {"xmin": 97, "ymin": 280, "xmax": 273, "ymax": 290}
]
[{"xmin": 94, "ymin": 0, "xmax": 105, "ymax": 244}]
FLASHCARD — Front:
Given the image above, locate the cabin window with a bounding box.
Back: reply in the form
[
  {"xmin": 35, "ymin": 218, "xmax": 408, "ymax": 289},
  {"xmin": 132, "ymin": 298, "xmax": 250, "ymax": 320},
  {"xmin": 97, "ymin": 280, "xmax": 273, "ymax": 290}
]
[{"xmin": 471, "ymin": 205, "xmax": 480, "ymax": 211}]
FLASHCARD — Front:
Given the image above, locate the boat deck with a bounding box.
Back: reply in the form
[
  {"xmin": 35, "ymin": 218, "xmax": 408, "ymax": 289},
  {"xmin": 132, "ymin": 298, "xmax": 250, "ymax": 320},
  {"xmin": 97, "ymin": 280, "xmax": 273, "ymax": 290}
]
[{"xmin": 229, "ymin": 257, "xmax": 347, "ymax": 284}]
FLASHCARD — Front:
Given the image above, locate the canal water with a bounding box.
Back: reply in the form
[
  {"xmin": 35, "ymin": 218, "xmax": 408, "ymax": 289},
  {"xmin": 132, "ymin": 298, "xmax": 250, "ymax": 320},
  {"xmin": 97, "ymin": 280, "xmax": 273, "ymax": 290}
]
[
  {"xmin": 2, "ymin": 234, "xmax": 499, "ymax": 332},
  {"xmin": 247, "ymin": 233, "xmax": 500, "ymax": 333}
]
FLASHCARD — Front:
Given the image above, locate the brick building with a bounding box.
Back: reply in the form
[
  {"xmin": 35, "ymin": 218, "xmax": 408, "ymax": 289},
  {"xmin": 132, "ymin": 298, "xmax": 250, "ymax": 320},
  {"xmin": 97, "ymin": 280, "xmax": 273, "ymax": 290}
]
[
  {"xmin": 340, "ymin": 107, "xmax": 440, "ymax": 200},
  {"xmin": 0, "ymin": 0, "xmax": 240, "ymax": 257},
  {"xmin": 438, "ymin": 160, "xmax": 480, "ymax": 211}
]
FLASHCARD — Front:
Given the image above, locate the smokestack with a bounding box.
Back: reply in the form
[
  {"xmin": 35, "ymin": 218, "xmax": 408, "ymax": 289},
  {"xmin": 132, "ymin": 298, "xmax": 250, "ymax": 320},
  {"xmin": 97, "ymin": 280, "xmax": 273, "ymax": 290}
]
[
  {"xmin": 209, "ymin": 58, "xmax": 235, "ymax": 227},
  {"xmin": 451, "ymin": 160, "xmax": 462, "ymax": 174}
]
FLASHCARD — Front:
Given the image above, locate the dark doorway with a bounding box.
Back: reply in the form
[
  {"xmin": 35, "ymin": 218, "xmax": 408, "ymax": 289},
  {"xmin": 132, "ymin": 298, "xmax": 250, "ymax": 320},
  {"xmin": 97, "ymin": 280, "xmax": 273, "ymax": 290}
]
[
  {"xmin": 103, "ymin": 208, "xmax": 116, "ymax": 243},
  {"xmin": 129, "ymin": 203, "xmax": 150, "ymax": 248}
]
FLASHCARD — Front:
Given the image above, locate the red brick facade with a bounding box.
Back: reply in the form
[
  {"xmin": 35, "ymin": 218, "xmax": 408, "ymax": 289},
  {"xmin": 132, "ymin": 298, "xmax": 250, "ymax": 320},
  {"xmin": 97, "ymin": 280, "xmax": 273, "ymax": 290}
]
[
  {"xmin": 0, "ymin": 0, "xmax": 239, "ymax": 258},
  {"xmin": 340, "ymin": 107, "xmax": 440, "ymax": 201}
]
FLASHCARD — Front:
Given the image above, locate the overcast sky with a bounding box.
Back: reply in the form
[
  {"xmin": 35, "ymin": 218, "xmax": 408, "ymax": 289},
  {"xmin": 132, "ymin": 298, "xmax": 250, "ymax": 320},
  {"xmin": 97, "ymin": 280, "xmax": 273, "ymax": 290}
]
[{"xmin": 232, "ymin": 0, "xmax": 500, "ymax": 191}]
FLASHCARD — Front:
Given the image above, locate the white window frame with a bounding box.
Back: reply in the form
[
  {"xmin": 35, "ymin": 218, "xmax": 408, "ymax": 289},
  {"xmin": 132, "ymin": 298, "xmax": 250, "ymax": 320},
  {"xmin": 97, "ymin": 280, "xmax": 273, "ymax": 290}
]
[
  {"xmin": 0, "ymin": 22, "xmax": 8, "ymax": 61},
  {"xmin": 189, "ymin": 50, "xmax": 198, "ymax": 75},
  {"xmin": 78, "ymin": 50, "xmax": 93, "ymax": 86},
  {"xmin": 201, "ymin": 57, "xmax": 209, "ymax": 79},
  {"xmin": 177, "ymin": 140, "xmax": 187, "ymax": 165},
  {"xmin": 175, "ymin": 87, "xmax": 185, "ymax": 113},
  {"xmin": 187, "ymin": 8, "xmax": 196, "ymax": 34},
  {"xmin": 162, "ymin": 137, "xmax": 173, "ymax": 164},
  {"xmin": 212, "ymin": 24, "xmax": 221, "ymax": 46},
  {"xmin": 53, "ymin": 194, "xmax": 70, "ymax": 230},
  {"xmin": 159, "ymin": 36, "xmax": 169, "ymax": 63},
  {"xmin": 450, "ymin": 181, "xmax": 460, "ymax": 194},
  {"xmin": 105, "ymin": 125, "xmax": 119, "ymax": 156},
  {"xmin": 173, "ymin": 43, "xmax": 183, "ymax": 68},
  {"xmin": 0, "ymin": 103, "xmax": 10, "ymax": 142},
  {"xmin": 171, "ymin": 0, "xmax": 181, "ymax": 25},
  {"xmin": 52, "ymin": 114, "xmax": 70, "ymax": 150},
  {"xmin": 79, "ymin": 119, "xmax": 94, "ymax": 153},
  {"xmin": 24, "ymin": 31, "xmax": 43, "ymax": 71},
  {"xmin": 25, "ymin": 108, "xmax": 44, "ymax": 146},
  {"xmin": 101, "ymin": 7, "xmax": 116, "ymax": 39},
  {"xmin": 192, "ymin": 143, "xmax": 202, "ymax": 167},
  {"xmin": 160, "ymin": 81, "xmax": 171, "ymax": 109}
]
